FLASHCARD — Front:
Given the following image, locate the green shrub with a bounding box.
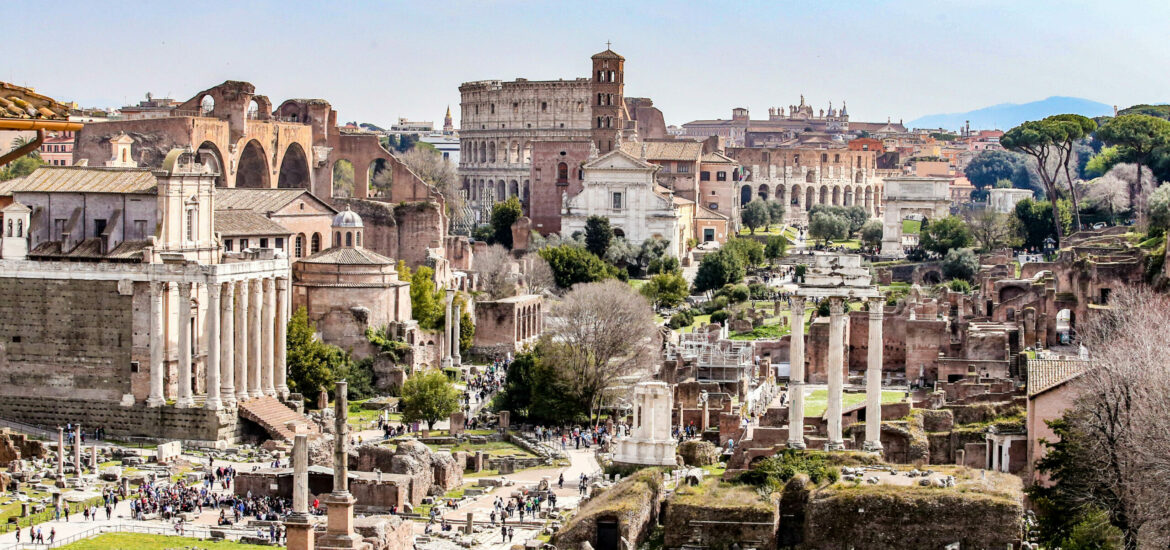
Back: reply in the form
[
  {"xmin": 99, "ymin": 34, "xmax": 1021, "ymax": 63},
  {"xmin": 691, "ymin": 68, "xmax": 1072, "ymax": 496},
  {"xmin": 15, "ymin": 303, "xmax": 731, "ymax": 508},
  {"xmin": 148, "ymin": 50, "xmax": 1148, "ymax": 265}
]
[
  {"xmin": 702, "ymin": 295, "xmax": 729, "ymax": 314},
  {"xmin": 948, "ymin": 279, "xmax": 972, "ymax": 293},
  {"xmin": 748, "ymin": 282, "xmax": 770, "ymax": 299},
  {"xmin": 668, "ymin": 310, "xmax": 695, "ymax": 329},
  {"xmin": 729, "ymin": 284, "xmax": 750, "ymax": 303},
  {"xmin": 736, "ymin": 449, "xmax": 840, "ymax": 492},
  {"xmin": 710, "ymin": 310, "xmax": 730, "ymax": 325}
]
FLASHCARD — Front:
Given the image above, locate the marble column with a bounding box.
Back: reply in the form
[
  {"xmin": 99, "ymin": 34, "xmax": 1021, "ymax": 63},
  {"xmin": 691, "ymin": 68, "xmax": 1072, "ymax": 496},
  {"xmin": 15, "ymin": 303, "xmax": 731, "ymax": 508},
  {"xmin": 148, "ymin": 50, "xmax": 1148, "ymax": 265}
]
[
  {"xmin": 787, "ymin": 296, "xmax": 807, "ymax": 449},
  {"xmin": 262, "ymin": 278, "xmax": 276, "ymax": 397},
  {"xmin": 451, "ymin": 301, "xmax": 462, "ymax": 366},
  {"xmin": 220, "ymin": 281, "xmax": 236, "ymax": 408},
  {"xmin": 56, "ymin": 427, "xmax": 64, "ymax": 478},
  {"xmin": 235, "ymin": 280, "xmax": 250, "ymax": 402},
  {"xmin": 286, "ymin": 432, "xmax": 314, "ymax": 550},
  {"xmin": 319, "ymin": 380, "xmax": 361, "ymax": 549},
  {"xmin": 205, "ymin": 282, "xmax": 222, "ymax": 410},
  {"xmin": 175, "ymin": 282, "xmax": 195, "ymax": 408},
  {"xmin": 275, "ymin": 277, "xmax": 289, "ymax": 399},
  {"xmin": 73, "ymin": 425, "xmax": 82, "ymax": 478},
  {"xmin": 249, "ymin": 279, "xmax": 263, "ymax": 398},
  {"xmin": 864, "ymin": 298, "xmax": 884, "ymax": 452},
  {"xmin": 147, "ymin": 281, "xmax": 166, "ymax": 407},
  {"xmin": 825, "ymin": 297, "xmax": 845, "ymax": 451},
  {"xmin": 441, "ymin": 291, "xmax": 454, "ymax": 368}
]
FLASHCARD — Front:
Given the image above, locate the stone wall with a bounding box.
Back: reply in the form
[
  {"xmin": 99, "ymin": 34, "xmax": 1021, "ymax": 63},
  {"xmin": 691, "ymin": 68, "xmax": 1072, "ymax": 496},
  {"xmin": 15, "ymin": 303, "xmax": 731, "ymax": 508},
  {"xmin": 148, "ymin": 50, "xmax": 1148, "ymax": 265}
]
[
  {"xmin": 554, "ymin": 469, "xmax": 663, "ymax": 550},
  {"xmin": 529, "ymin": 140, "xmax": 592, "ymax": 235},
  {"xmin": 0, "ymin": 396, "xmax": 242, "ymax": 444},
  {"xmin": 0, "ymin": 277, "xmax": 133, "ymax": 402},
  {"xmin": 663, "ymin": 480, "xmax": 778, "ymax": 550}
]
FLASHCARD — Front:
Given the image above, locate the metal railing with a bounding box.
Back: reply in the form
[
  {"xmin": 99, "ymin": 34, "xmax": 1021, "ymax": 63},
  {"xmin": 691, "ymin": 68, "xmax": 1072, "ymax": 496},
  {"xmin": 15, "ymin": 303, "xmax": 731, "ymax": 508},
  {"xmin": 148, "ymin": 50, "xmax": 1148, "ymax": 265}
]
[
  {"xmin": 0, "ymin": 418, "xmax": 54, "ymax": 439},
  {"xmin": 0, "ymin": 521, "xmax": 274, "ymax": 549}
]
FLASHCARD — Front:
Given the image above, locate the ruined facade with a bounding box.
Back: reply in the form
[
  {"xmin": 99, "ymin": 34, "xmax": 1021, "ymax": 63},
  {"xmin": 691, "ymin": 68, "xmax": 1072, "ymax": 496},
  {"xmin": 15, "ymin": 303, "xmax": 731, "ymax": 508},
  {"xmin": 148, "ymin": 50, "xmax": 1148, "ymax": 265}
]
[{"xmin": 724, "ymin": 145, "xmax": 882, "ymax": 222}]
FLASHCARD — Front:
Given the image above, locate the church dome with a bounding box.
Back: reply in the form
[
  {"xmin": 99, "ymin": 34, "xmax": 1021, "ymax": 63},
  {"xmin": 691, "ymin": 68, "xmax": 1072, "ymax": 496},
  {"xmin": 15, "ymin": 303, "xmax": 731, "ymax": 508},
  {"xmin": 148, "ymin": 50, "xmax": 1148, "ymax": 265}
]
[{"xmin": 332, "ymin": 206, "xmax": 363, "ymax": 228}]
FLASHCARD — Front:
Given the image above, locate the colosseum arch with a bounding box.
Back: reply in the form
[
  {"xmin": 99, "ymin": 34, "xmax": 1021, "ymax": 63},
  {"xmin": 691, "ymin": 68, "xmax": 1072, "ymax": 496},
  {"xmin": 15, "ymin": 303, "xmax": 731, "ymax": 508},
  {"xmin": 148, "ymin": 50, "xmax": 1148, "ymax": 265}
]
[
  {"xmin": 277, "ymin": 142, "xmax": 311, "ymax": 189},
  {"xmin": 509, "ymin": 180, "xmax": 520, "ymax": 198},
  {"xmin": 843, "ymin": 186, "xmax": 853, "ymax": 206},
  {"xmin": 775, "ymin": 185, "xmax": 786, "ymax": 205},
  {"xmin": 497, "ymin": 180, "xmax": 506, "ymax": 199},
  {"xmin": 195, "ymin": 141, "xmax": 226, "ymax": 188},
  {"xmin": 791, "ymin": 184, "xmax": 802, "ymax": 209},
  {"xmin": 832, "ymin": 186, "xmax": 841, "ymax": 205},
  {"xmin": 806, "ymin": 187, "xmax": 815, "ymax": 211},
  {"xmin": 819, "ymin": 186, "xmax": 828, "ymax": 205},
  {"xmin": 758, "ymin": 183, "xmax": 770, "ymax": 201},
  {"xmin": 331, "ymin": 159, "xmax": 355, "ymax": 198},
  {"xmin": 740, "ymin": 185, "xmax": 752, "ymax": 205},
  {"xmin": 489, "ymin": 142, "xmax": 496, "ymax": 163},
  {"xmin": 235, "ymin": 140, "xmax": 270, "ymax": 188}
]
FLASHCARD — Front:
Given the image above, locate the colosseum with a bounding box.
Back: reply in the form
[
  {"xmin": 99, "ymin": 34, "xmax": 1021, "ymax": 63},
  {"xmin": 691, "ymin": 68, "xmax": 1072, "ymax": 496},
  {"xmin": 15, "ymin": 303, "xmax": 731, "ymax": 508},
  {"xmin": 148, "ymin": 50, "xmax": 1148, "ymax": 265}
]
[
  {"xmin": 724, "ymin": 146, "xmax": 884, "ymax": 222},
  {"xmin": 457, "ymin": 48, "xmax": 632, "ymax": 223}
]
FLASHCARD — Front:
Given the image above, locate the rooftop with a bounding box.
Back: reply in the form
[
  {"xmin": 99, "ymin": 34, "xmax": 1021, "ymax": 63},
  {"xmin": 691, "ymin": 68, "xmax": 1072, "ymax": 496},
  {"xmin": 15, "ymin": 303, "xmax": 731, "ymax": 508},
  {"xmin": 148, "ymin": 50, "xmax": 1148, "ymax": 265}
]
[
  {"xmin": 214, "ymin": 210, "xmax": 292, "ymax": 237},
  {"xmin": 0, "ymin": 82, "xmax": 71, "ymax": 121},
  {"xmin": 214, "ymin": 187, "xmax": 336, "ymax": 215},
  {"xmin": 4, "ymin": 166, "xmax": 157, "ymax": 195},
  {"xmin": 298, "ymin": 246, "xmax": 395, "ymax": 266},
  {"xmin": 1027, "ymin": 358, "xmax": 1090, "ymax": 397}
]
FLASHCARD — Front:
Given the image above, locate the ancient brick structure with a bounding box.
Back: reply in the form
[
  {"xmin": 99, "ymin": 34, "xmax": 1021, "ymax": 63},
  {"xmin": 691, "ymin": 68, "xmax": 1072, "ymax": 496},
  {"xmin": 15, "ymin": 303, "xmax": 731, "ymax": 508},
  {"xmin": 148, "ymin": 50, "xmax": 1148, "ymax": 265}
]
[
  {"xmin": 724, "ymin": 145, "xmax": 881, "ymax": 223},
  {"xmin": 472, "ymin": 294, "xmax": 542, "ymax": 355}
]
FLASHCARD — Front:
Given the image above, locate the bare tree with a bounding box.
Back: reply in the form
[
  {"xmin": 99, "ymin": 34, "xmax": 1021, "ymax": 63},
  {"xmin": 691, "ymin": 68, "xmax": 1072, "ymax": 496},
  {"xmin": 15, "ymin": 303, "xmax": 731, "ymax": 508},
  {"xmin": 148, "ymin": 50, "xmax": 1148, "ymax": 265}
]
[
  {"xmin": 1064, "ymin": 286, "xmax": 1170, "ymax": 548},
  {"xmin": 1085, "ymin": 171, "xmax": 1131, "ymax": 220},
  {"xmin": 964, "ymin": 209, "xmax": 1014, "ymax": 252},
  {"xmin": 524, "ymin": 254, "xmax": 556, "ymax": 297},
  {"xmin": 539, "ymin": 279, "xmax": 659, "ymax": 424},
  {"xmin": 474, "ymin": 244, "xmax": 521, "ymax": 300},
  {"xmin": 399, "ymin": 146, "xmax": 464, "ymax": 213}
]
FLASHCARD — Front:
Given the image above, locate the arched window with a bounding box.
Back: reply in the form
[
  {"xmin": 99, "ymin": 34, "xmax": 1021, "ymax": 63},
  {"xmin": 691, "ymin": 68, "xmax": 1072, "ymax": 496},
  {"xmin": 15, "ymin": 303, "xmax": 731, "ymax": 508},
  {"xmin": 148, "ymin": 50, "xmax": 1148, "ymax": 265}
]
[
  {"xmin": 556, "ymin": 162, "xmax": 568, "ymax": 183},
  {"xmin": 356, "ymin": 231, "xmax": 362, "ymax": 247},
  {"xmin": 295, "ymin": 234, "xmax": 304, "ymax": 257},
  {"xmin": 334, "ymin": 232, "xmax": 340, "ymax": 247},
  {"xmin": 16, "ymin": 219, "xmax": 22, "ymax": 238},
  {"xmin": 345, "ymin": 231, "xmax": 353, "ymax": 247},
  {"xmin": 5, "ymin": 220, "xmax": 10, "ymax": 237},
  {"xmin": 821, "ymin": 153, "xmax": 828, "ymax": 162},
  {"xmin": 311, "ymin": 232, "xmax": 321, "ymax": 253}
]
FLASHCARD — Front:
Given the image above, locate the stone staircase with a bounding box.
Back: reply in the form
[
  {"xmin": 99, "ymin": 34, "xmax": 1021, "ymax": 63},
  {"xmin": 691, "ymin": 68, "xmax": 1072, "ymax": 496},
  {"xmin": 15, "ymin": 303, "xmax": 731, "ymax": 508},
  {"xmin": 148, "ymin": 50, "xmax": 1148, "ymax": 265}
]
[{"xmin": 237, "ymin": 396, "xmax": 319, "ymax": 442}]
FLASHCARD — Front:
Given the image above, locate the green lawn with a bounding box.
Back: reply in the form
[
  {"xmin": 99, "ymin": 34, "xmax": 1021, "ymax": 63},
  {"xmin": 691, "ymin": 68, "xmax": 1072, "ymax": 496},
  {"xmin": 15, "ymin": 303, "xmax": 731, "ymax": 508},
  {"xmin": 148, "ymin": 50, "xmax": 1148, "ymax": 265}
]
[
  {"xmin": 425, "ymin": 440, "xmax": 536, "ymax": 458},
  {"xmin": 738, "ymin": 225, "xmax": 787, "ymax": 236},
  {"xmin": 671, "ymin": 313, "xmax": 711, "ymax": 333},
  {"xmin": 803, "ymin": 389, "xmax": 906, "ymax": 418},
  {"xmin": 58, "ymin": 533, "xmax": 260, "ymax": 549},
  {"xmin": 346, "ymin": 399, "xmax": 401, "ymax": 428},
  {"xmin": 902, "ymin": 219, "xmax": 922, "ymax": 235},
  {"xmin": 729, "ymin": 324, "xmax": 791, "ymax": 340},
  {"xmin": 628, "ymin": 279, "xmax": 648, "ymax": 290}
]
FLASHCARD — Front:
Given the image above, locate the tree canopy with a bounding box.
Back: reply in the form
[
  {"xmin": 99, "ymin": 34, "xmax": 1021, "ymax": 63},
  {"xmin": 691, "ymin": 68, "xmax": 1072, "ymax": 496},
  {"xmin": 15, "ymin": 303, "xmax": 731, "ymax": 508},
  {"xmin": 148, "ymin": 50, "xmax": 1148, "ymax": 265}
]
[
  {"xmin": 410, "ymin": 266, "xmax": 445, "ymax": 331},
  {"xmin": 693, "ymin": 247, "xmax": 745, "ymax": 292},
  {"xmin": 286, "ymin": 306, "xmax": 348, "ymax": 405},
  {"xmin": 400, "ymin": 369, "xmax": 461, "ymax": 430},
  {"xmin": 1096, "ymin": 114, "xmax": 1170, "ymax": 224},
  {"xmin": 538, "ymin": 244, "xmax": 616, "ymax": 289},
  {"xmin": 741, "ymin": 201, "xmax": 770, "ymax": 234},
  {"xmin": 490, "ymin": 197, "xmax": 523, "ymax": 248},
  {"xmin": 808, "ymin": 211, "xmax": 849, "ymax": 243},
  {"xmin": 965, "ymin": 150, "xmax": 1026, "ymax": 190},
  {"xmin": 584, "ymin": 215, "xmax": 613, "ymax": 257},
  {"xmin": 919, "ymin": 215, "xmax": 972, "ymax": 256}
]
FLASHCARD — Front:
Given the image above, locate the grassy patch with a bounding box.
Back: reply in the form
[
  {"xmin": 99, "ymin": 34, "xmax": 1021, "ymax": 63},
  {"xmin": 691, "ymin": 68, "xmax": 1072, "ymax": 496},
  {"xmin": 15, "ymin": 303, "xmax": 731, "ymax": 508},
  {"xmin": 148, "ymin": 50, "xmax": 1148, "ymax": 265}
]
[
  {"xmin": 671, "ymin": 313, "xmax": 711, "ymax": 333},
  {"xmin": 902, "ymin": 219, "xmax": 922, "ymax": 235},
  {"xmin": 57, "ymin": 533, "xmax": 261, "ymax": 549},
  {"xmin": 729, "ymin": 323, "xmax": 790, "ymax": 340},
  {"xmin": 803, "ymin": 389, "xmax": 905, "ymax": 418},
  {"xmin": 628, "ymin": 279, "xmax": 648, "ymax": 290},
  {"xmin": 346, "ymin": 399, "xmax": 401, "ymax": 428},
  {"xmin": 425, "ymin": 440, "xmax": 536, "ymax": 458},
  {"xmin": 672, "ymin": 478, "xmax": 773, "ymax": 511}
]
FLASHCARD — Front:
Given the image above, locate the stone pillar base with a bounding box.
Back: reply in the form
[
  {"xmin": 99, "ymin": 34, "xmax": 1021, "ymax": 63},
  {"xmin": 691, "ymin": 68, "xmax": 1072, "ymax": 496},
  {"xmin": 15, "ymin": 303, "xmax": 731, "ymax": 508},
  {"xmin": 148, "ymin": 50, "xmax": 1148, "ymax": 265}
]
[
  {"xmin": 824, "ymin": 441, "xmax": 846, "ymax": 451},
  {"xmin": 863, "ymin": 441, "xmax": 884, "ymax": 453},
  {"xmin": 285, "ymin": 514, "xmax": 315, "ymax": 550},
  {"xmin": 318, "ymin": 492, "xmax": 361, "ymax": 550},
  {"xmin": 175, "ymin": 397, "xmax": 195, "ymax": 409},
  {"xmin": 205, "ymin": 398, "xmax": 222, "ymax": 411},
  {"xmin": 786, "ymin": 440, "xmax": 807, "ymax": 450},
  {"xmin": 145, "ymin": 397, "xmax": 165, "ymax": 408},
  {"xmin": 277, "ymin": 386, "xmax": 290, "ymax": 401}
]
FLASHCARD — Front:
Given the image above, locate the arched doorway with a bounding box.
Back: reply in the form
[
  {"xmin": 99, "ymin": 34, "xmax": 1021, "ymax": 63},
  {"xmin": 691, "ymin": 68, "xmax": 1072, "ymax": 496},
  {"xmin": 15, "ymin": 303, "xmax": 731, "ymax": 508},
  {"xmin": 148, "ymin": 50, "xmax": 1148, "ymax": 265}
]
[
  {"xmin": 805, "ymin": 187, "xmax": 815, "ymax": 211},
  {"xmin": 758, "ymin": 183, "xmax": 770, "ymax": 201},
  {"xmin": 740, "ymin": 184, "xmax": 752, "ymax": 205},
  {"xmin": 819, "ymin": 186, "xmax": 827, "ymax": 205},
  {"xmin": 832, "ymin": 186, "xmax": 841, "ymax": 205},
  {"xmin": 775, "ymin": 186, "xmax": 786, "ymax": 206},
  {"xmin": 235, "ymin": 140, "xmax": 270, "ymax": 188},
  {"xmin": 277, "ymin": 143, "xmax": 310, "ymax": 189},
  {"xmin": 200, "ymin": 95, "xmax": 214, "ymax": 115},
  {"xmin": 368, "ymin": 158, "xmax": 391, "ymax": 197},
  {"xmin": 332, "ymin": 160, "xmax": 355, "ymax": 198},
  {"xmin": 1056, "ymin": 309, "xmax": 1075, "ymax": 344},
  {"xmin": 843, "ymin": 187, "xmax": 853, "ymax": 206},
  {"xmin": 791, "ymin": 184, "xmax": 802, "ymax": 209}
]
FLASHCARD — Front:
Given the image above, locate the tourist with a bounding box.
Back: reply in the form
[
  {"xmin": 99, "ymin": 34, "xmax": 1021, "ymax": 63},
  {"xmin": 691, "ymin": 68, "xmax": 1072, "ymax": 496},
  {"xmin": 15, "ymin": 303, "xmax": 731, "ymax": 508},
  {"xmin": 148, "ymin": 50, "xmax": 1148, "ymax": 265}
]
[
  {"xmin": 501, "ymin": 525, "xmax": 508, "ymax": 542},
  {"xmin": 49, "ymin": 528, "xmax": 55, "ymax": 545},
  {"xmin": 508, "ymin": 526, "xmax": 514, "ymax": 542},
  {"xmin": 558, "ymin": 473, "xmax": 564, "ymax": 489}
]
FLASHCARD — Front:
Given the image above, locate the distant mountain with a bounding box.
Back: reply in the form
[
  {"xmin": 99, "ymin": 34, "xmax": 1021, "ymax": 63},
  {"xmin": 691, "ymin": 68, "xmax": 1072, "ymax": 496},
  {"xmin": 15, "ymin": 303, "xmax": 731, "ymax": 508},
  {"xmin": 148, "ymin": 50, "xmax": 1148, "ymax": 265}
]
[{"xmin": 907, "ymin": 96, "xmax": 1113, "ymax": 131}]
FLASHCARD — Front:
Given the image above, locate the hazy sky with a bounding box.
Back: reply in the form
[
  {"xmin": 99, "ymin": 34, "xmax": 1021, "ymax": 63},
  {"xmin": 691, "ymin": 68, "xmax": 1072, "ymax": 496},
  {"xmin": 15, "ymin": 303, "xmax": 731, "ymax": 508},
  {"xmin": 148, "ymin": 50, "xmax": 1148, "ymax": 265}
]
[{"xmin": 6, "ymin": 0, "xmax": 1169, "ymax": 128}]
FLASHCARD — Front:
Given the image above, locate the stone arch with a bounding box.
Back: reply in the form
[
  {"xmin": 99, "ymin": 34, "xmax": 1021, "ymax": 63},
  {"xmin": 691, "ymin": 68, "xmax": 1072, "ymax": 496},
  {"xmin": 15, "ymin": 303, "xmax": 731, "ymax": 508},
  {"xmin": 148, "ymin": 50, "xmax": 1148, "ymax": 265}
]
[
  {"xmin": 497, "ymin": 180, "xmax": 505, "ymax": 199},
  {"xmin": 864, "ymin": 186, "xmax": 874, "ymax": 213},
  {"xmin": 806, "ymin": 186, "xmax": 815, "ymax": 211},
  {"xmin": 832, "ymin": 186, "xmax": 841, "ymax": 205},
  {"xmin": 479, "ymin": 142, "xmax": 486, "ymax": 163},
  {"xmin": 843, "ymin": 186, "xmax": 853, "ymax": 206},
  {"xmin": 509, "ymin": 180, "xmax": 519, "ymax": 198},
  {"xmin": 775, "ymin": 185, "xmax": 786, "ymax": 206},
  {"xmin": 235, "ymin": 139, "xmax": 270, "ymax": 188},
  {"xmin": 790, "ymin": 184, "xmax": 801, "ymax": 208},
  {"xmin": 247, "ymin": 99, "xmax": 260, "ymax": 119},
  {"xmin": 277, "ymin": 142, "xmax": 311, "ymax": 189},
  {"xmin": 757, "ymin": 183, "xmax": 770, "ymax": 201},
  {"xmin": 740, "ymin": 184, "xmax": 752, "ymax": 205},
  {"xmin": 311, "ymin": 232, "xmax": 322, "ymax": 254},
  {"xmin": 920, "ymin": 269, "xmax": 942, "ymax": 286},
  {"xmin": 523, "ymin": 142, "xmax": 532, "ymax": 163},
  {"xmin": 805, "ymin": 170, "xmax": 816, "ymax": 183},
  {"xmin": 819, "ymin": 185, "xmax": 828, "ymax": 205},
  {"xmin": 613, "ymin": 228, "xmax": 626, "ymax": 239},
  {"xmin": 199, "ymin": 94, "xmax": 214, "ymax": 115},
  {"xmin": 489, "ymin": 142, "xmax": 496, "ymax": 163},
  {"xmin": 368, "ymin": 158, "xmax": 391, "ymax": 197},
  {"xmin": 332, "ymin": 159, "xmax": 355, "ymax": 198},
  {"xmin": 195, "ymin": 141, "xmax": 226, "ymax": 188}
]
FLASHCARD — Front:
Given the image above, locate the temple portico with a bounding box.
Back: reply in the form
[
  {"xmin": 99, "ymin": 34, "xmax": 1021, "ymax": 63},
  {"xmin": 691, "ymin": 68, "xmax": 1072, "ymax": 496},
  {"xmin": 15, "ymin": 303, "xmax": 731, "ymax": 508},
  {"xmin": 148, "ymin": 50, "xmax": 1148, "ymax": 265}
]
[{"xmin": 789, "ymin": 254, "xmax": 884, "ymax": 452}]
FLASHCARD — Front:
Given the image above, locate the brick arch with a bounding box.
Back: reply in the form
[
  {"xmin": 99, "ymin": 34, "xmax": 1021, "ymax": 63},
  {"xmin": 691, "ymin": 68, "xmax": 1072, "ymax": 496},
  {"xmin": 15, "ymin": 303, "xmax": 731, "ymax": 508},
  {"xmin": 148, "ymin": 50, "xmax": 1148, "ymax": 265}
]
[
  {"xmin": 277, "ymin": 142, "xmax": 311, "ymax": 189},
  {"xmin": 235, "ymin": 139, "xmax": 270, "ymax": 188}
]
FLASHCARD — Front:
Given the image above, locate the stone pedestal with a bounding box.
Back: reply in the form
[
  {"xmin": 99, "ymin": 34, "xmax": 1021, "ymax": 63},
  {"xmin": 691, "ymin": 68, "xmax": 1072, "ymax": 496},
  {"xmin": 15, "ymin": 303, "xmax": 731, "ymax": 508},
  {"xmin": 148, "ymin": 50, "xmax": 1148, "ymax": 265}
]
[
  {"xmin": 612, "ymin": 381, "xmax": 678, "ymax": 466},
  {"xmin": 498, "ymin": 411, "xmax": 510, "ymax": 430},
  {"xmin": 285, "ymin": 514, "xmax": 315, "ymax": 550},
  {"xmin": 317, "ymin": 492, "xmax": 362, "ymax": 549},
  {"xmin": 449, "ymin": 412, "xmax": 465, "ymax": 436}
]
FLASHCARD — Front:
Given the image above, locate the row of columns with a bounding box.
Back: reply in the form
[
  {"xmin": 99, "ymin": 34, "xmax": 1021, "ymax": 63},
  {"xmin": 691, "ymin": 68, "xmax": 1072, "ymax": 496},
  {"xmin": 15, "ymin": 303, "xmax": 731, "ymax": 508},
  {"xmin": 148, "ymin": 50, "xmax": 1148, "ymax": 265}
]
[
  {"xmin": 147, "ymin": 277, "xmax": 289, "ymax": 409},
  {"xmin": 786, "ymin": 295, "xmax": 884, "ymax": 451}
]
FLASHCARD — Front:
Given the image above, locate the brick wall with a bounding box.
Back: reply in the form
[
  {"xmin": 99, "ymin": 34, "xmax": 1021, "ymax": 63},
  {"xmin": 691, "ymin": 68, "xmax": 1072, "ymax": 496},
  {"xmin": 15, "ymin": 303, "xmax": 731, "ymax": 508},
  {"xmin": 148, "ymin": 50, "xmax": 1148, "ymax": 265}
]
[{"xmin": 529, "ymin": 141, "xmax": 591, "ymax": 235}]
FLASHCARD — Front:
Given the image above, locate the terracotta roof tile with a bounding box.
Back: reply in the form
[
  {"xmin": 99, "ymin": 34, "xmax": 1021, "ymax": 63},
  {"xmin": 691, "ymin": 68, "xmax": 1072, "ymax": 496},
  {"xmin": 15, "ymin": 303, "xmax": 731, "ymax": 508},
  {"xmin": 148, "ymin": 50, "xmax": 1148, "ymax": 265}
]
[
  {"xmin": 214, "ymin": 210, "xmax": 291, "ymax": 237},
  {"xmin": 215, "ymin": 188, "xmax": 335, "ymax": 214},
  {"xmin": 1027, "ymin": 359, "xmax": 1090, "ymax": 397},
  {"xmin": 13, "ymin": 166, "xmax": 157, "ymax": 194},
  {"xmin": 621, "ymin": 140, "xmax": 703, "ymax": 162},
  {"xmin": 298, "ymin": 246, "xmax": 395, "ymax": 266},
  {"xmin": 0, "ymin": 82, "xmax": 70, "ymax": 121}
]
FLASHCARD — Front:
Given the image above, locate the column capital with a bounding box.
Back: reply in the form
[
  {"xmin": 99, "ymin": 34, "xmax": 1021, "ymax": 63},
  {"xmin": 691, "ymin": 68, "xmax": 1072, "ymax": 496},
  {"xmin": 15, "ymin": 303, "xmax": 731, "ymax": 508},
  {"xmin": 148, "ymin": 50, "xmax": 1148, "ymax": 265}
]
[
  {"xmin": 868, "ymin": 297, "xmax": 884, "ymax": 318},
  {"xmin": 207, "ymin": 281, "xmax": 221, "ymax": 300},
  {"xmin": 828, "ymin": 296, "xmax": 845, "ymax": 315},
  {"xmin": 178, "ymin": 280, "xmax": 192, "ymax": 298},
  {"xmin": 275, "ymin": 276, "xmax": 289, "ymax": 291},
  {"xmin": 150, "ymin": 280, "xmax": 165, "ymax": 294},
  {"xmin": 263, "ymin": 277, "xmax": 275, "ymax": 292}
]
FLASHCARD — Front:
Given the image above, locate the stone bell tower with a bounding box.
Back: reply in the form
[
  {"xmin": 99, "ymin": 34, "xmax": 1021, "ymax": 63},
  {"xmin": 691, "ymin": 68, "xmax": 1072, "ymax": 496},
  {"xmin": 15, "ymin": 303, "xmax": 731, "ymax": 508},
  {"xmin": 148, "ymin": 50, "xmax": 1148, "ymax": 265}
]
[{"xmin": 590, "ymin": 45, "xmax": 626, "ymax": 154}]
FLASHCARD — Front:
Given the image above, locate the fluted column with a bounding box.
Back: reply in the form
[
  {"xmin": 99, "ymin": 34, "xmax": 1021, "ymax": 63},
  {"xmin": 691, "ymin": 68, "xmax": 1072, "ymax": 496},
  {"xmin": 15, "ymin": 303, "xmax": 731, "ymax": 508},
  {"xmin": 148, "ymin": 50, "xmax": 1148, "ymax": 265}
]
[
  {"xmin": 787, "ymin": 296, "xmax": 807, "ymax": 449},
  {"xmin": 826, "ymin": 297, "xmax": 845, "ymax": 451},
  {"xmin": 56, "ymin": 427, "xmax": 64, "ymax": 478},
  {"xmin": 249, "ymin": 279, "xmax": 263, "ymax": 398},
  {"xmin": 864, "ymin": 298, "xmax": 884, "ymax": 452},
  {"xmin": 73, "ymin": 425, "xmax": 82, "ymax": 478},
  {"xmin": 205, "ymin": 281, "xmax": 222, "ymax": 410},
  {"xmin": 175, "ymin": 282, "xmax": 195, "ymax": 408},
  {"xmin": 220, "ymin": 281, "xmax": 236, "ymax": 408},
  {"xmin": 275, "ymin": 277, "xmax": 289, "ymax": 399},
  {"xmin": 451, "ymin": 301, "xmax": 462, "ymax": 366},
  {"xmin": 235, "ymin": 280, "xmax": 250, "ymax": 402},
  {"xmin": 441, "ymin": 290, "xmax": 454, "ymax": 368},
  {"xmin": 147, "ymin": 281, "xmax": 166, "ymax": 407},
  {"xmin": 262, "ymin": 278, "xmax": 276, "ymax": 397}
]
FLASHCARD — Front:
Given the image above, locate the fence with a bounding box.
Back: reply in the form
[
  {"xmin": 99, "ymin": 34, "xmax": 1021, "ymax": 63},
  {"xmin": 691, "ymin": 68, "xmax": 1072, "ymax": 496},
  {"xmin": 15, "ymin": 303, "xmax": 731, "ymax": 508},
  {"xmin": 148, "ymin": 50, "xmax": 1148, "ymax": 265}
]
[
  {"xmin": 0, "ymin": 418, "xmax": 55, "ymax": 440},
  {"xmin": 0, "ymin": 521, "xmax": 272, "ymax": 549}
]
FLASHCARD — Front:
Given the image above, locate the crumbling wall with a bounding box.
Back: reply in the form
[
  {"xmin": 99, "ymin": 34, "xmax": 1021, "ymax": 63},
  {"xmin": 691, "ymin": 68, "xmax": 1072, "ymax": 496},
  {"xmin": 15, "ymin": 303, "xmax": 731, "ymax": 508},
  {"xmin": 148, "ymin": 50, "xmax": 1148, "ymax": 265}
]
[
  {"xmin": 554, "ymin": 469, "xmax": 663, "ymax": 550},
  {"xmin": 663, "ymin": 480, "xmax": 778, "ymax": 550},
  {"xmin": 802, "ymin": 484, "xmax": 1023, "ymax": 549}
]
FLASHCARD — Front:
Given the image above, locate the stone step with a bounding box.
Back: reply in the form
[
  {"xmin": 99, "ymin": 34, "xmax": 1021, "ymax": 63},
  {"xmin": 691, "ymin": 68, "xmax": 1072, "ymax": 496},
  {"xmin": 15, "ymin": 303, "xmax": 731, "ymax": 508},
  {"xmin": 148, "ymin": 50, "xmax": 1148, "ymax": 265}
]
[{"xmin": 237, "ymin": 396, "xmax": 319, "ymax": 442}]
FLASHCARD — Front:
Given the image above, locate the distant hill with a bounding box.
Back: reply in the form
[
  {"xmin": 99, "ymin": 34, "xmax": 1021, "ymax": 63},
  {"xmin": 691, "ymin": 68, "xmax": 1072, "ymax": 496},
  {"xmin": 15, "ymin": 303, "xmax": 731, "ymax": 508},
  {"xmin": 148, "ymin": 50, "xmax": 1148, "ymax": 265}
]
[{"xmin": 907, "ymin": 96, "xmax": 1113, "ymax": 131}]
